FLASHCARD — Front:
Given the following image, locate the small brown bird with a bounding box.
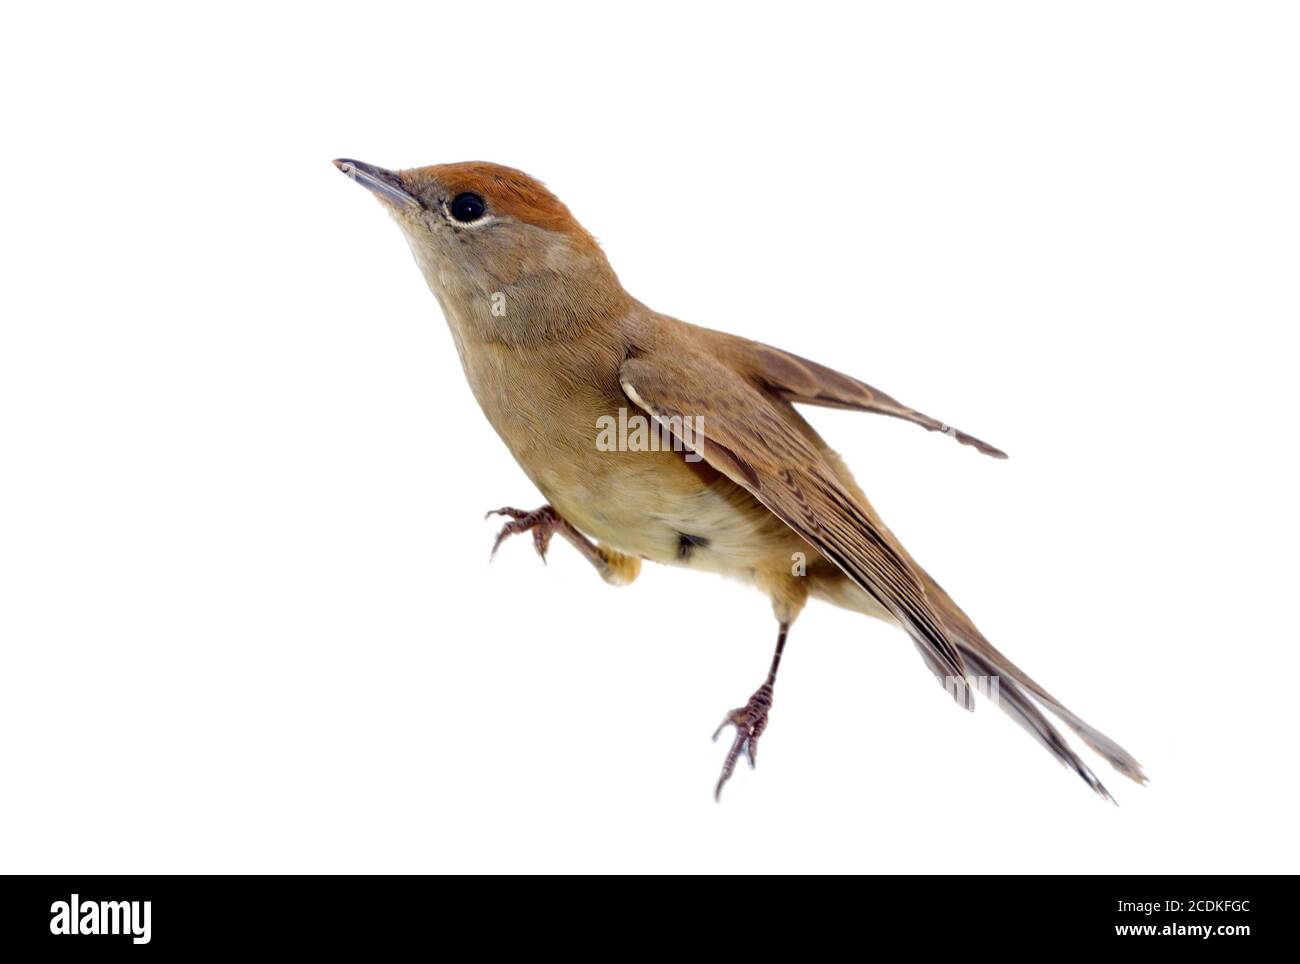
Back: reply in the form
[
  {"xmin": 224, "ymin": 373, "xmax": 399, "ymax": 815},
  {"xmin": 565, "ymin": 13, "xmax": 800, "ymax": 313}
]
[{"xmin": 334, "ymin": 158, "xmax": 1146, "ymax": 800}]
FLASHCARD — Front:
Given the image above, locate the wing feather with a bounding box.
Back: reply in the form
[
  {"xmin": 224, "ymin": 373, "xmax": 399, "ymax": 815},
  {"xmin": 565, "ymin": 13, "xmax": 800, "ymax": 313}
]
[
  {"xmin": 620, "ymin": 353, "xmax": 973, "ymax": 708},
  {"xmin": 705, "ymin": 332, "xmax": 1008, "ymax": 459}
]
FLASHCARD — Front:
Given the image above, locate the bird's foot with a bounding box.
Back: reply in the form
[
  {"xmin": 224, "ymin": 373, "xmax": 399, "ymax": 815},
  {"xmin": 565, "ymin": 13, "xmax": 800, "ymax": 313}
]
[
  {"xmin": 486, "ymin": 505, "xmax": 561, "ymax": 562},
  {"xmin": 485, "ymin": 504, "xmax": 642, "ymax": 587},
  {"xmin": 712, "ymin": 681, "xmax": 774, "ymax": 801}
]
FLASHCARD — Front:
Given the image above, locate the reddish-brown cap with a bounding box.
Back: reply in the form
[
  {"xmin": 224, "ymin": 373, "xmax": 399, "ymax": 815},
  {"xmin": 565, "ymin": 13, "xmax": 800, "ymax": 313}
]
[{"xmin": 403, "ymin": 161, "xmax": 598, "ymax": 251}]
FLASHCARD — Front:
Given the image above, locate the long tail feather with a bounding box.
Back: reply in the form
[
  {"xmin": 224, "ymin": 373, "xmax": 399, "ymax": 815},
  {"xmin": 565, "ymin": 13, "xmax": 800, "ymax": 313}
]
[
  {"xmin": 803, "ymin": 443, "xmax": 1145, "ymax": 795},
  {"xmin": 924, "ymin": 577, "xmax": 1147, "ymax": 794},
  {"xmin": 958, "ymin": 632, "xmax": 1148, "ymax": 786},
  {"xmin": 959, "ymin": 647, "xmax": 1116, "ymax": 801}
]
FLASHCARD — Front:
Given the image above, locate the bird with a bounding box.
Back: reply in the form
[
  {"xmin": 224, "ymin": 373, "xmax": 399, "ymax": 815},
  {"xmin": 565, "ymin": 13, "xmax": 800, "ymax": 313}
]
[{"xmin": 333, "ymin": 157, "xmax": 1146, "ymax": 801}]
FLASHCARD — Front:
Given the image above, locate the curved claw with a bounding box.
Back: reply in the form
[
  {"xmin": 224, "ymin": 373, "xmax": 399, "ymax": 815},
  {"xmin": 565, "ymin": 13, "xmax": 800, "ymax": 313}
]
[
  {"xmin": 713, "ymin": 726, "xmax": 756, "ymax": 801},
  {"xmin": 712, "ymin": 685, "xmax": 773, "ymax": 801},
  {"xmin": 486, "ymin": 506, "xmax": 558, "ymax": 562},
  {"xmin": 532, "ymin": 525, "xmax": 554, "ymax": 561}
]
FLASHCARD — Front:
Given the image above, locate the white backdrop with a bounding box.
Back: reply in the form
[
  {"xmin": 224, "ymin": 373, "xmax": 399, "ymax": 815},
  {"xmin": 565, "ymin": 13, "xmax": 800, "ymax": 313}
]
[{"xmin": 2, "ymin": 1, "xmax": 1297, "ymax": 873}]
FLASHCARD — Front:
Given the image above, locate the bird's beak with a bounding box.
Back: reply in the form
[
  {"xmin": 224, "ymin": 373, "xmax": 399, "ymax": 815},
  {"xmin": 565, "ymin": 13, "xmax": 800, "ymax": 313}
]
[{"xmin": 332, "ymin": 158, "xmax": 421, "ymax": 209}]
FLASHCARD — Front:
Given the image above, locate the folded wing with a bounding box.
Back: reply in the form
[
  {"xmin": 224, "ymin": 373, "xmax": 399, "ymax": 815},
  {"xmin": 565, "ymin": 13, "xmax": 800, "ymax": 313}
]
[{"xmin": 620, "ymin": 350, "xmax": 973, "ymax": 708}]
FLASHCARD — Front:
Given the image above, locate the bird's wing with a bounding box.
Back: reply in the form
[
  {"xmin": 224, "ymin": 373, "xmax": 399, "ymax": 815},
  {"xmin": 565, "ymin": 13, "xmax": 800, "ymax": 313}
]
[
  {"xmin": 620, "ymin": 350, "xmax": 973, "ymax": 708},
  {"xmin": 704, "ymin": 330, "xmax": 1007, "ymax": 459}
]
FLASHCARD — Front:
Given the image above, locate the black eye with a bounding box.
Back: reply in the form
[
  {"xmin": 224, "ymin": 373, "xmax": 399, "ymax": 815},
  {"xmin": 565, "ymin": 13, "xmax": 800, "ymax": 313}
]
[{"xmin": 450, "ymin": 192, "xmax": 486, "ymax": 223}]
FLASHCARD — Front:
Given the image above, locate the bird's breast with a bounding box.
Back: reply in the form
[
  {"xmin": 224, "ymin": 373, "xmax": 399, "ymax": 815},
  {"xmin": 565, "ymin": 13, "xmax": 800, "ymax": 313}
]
[{"xmin": 453, "ymin": 336, "xmax": 800, "ymax": 573}]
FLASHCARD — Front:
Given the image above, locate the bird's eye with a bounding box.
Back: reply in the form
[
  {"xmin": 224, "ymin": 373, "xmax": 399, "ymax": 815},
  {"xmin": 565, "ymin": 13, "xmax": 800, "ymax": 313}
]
[{"xmin": 450, "ymin": 192, "xmax": 487, "ymax": 223}]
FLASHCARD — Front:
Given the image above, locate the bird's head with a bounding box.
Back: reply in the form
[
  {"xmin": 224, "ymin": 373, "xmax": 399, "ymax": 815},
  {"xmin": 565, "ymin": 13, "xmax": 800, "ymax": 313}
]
[{"xmin": 334, "ymin": 159, "xmax": 627, "ymax": 341}]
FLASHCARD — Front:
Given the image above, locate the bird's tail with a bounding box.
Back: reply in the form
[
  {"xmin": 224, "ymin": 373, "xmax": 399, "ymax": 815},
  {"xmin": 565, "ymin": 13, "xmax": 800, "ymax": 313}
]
[
  {"xmin": 805, "ymin": 445, "xmax": 1144, "ymax": 797},
  {"xmin": 928, "ymin": 578, "xmax": 1147, "ymax": 800}
]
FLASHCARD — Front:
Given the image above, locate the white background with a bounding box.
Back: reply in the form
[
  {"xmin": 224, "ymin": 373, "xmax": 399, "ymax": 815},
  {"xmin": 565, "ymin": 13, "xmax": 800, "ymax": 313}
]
[{"xmin": 2, "ymin": 2, "xmax": 1297, "ymax": 874}]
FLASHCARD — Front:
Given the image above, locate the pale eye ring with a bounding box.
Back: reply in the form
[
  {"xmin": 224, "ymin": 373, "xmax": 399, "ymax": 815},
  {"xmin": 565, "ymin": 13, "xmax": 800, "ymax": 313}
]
[{"xmin": 449, "ymin": 192, "xmax": 486, "ymax": 223}]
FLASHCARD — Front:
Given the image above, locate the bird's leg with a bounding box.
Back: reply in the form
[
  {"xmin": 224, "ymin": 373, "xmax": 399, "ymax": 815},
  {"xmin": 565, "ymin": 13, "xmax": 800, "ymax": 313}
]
[
  {"xmin": 485, "ymin": 505, "xmax": 641, "ymax": 586},
  {"xmin": 713, "ymin": 621, "xmax": 790, "ymax": 800}
]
